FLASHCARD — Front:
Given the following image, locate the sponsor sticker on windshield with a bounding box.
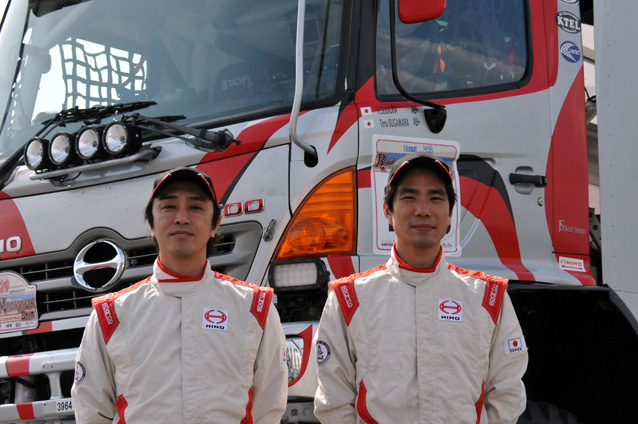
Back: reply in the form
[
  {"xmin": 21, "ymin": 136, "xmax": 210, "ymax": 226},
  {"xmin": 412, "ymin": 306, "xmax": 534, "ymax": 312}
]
[{"xmin": 0, "ymin": 272, "xmax": 38, "ymax": 333}]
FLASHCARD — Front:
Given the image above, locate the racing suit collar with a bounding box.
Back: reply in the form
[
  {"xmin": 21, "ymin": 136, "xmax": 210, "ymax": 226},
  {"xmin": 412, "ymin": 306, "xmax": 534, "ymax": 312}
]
[
  {"xmin": 155, "ymin": 258, "xmax": 208, "ymax": 282},
  {"xmin": 389, "ymin": 244, "xmax": 446, "ymax": 287},
  {"xmin": 392, "ymin": 243, "xmax": 443, "ymax": 273},
  {"xmin": 152, "ymin": 259, "xmax": 213, "ymax": 297}
]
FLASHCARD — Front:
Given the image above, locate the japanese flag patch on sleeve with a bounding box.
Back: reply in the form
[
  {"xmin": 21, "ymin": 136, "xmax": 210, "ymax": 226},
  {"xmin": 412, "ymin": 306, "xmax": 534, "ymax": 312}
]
[{"xmin": 505, "ymin": 336, "xmax": 528, "ymax": 355}]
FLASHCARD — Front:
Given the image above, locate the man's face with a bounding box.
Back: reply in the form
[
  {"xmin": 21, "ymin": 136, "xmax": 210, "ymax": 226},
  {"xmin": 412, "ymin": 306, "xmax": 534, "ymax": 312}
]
[
  {"xmin": 150, "ymin": 180, "xmax": 219, "ymax": 266},
  {"xmin": 383, "ymin": 167, "xmax": 451, "ymax": 266}
]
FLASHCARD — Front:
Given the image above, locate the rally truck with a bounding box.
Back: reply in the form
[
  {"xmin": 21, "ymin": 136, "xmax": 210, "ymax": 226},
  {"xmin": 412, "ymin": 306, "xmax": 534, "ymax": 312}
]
[{"xmin": 0, "ymin": 0, "xmax": 636, "ymax": 422}]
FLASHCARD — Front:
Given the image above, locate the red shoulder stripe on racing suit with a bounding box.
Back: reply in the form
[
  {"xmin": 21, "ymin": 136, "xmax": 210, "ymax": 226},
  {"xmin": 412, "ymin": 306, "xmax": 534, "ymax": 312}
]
[
  {"xmin": 448, "ymin": 264, "xmax": 508, "ymax": 325},
  {"xmin": 240, "ymin": 386, "xmax": 254, "ymax": 424},
  {"xmin": 329, "ymin": 264, "xmax": 385, "ymax": 326},
  {"xmin": 92, "ymin": 278, "xmax": 150, "ymax": 345},
  {"xmin": 250, "ymin": 287, "xmax": 273, "ymax": 330},
  {"xmin": 116, "ymin": 395, "xmax": 127, "ymax": 424},
  {"xmin": 356, "ymin": 380, "xmax": 379, "ymax": 424},
  {"xmin": 481, "ymin": 276, "xmax": 508, "ymax": 325},
  {"xmin": 331, "ymin": 280, "xmax": 359, "ymax": 326},
  {"xmin": 214, "ymin": 271, "xmax": 273, "ymax": 330},
  {"xmin": 475, "ymin": 381, "xmax": 486, "ymax": 424}
]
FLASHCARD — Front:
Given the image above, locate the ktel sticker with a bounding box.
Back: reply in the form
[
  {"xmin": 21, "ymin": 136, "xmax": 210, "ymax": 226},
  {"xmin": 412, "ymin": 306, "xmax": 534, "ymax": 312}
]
[{"xmin": 202, "ymin": 308, "xmax": 228, "ymax": 331}]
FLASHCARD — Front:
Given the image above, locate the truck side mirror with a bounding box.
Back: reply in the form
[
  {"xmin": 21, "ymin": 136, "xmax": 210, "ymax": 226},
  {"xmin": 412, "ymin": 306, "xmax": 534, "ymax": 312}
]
[{"xmin": 397, "ymin": 0, "xmax": 446, "ymax": 24}]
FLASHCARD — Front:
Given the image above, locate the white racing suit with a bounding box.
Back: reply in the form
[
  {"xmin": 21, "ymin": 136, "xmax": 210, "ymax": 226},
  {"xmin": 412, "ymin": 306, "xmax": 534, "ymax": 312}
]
[
  {"xmin": 314, "ymin": 247, "xmax": 528, "ymax": 423},
  {"xmin": 71, "ymin": 259, "xmax": 288, "ymax": 423}
]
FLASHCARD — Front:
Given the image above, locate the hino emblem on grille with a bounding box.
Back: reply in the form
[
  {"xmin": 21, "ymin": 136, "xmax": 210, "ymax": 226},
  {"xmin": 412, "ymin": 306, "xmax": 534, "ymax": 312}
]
[{"xmin": 73, "ymin": 239, "xmax": 126, "ymax": 292}]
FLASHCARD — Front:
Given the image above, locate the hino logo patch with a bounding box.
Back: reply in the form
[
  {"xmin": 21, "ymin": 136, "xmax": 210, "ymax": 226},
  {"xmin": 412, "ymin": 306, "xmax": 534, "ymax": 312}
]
[
  {"xmin": 438, "ymin": 299, "xmax": 463, "ymax": 322},
  {"xmin": 505, "ymin": 336, "xmax": 528, "ymax": 355},
  {"xmin": 203, "ymin": 308, "xmax": 228, "ymax": 331}
]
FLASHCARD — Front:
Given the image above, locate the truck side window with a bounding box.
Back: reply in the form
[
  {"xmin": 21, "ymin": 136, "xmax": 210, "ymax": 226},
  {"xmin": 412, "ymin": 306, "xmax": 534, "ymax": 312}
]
[{"xmin": 376, "ymin": 0, "xmax": 528, "ymax": 96}]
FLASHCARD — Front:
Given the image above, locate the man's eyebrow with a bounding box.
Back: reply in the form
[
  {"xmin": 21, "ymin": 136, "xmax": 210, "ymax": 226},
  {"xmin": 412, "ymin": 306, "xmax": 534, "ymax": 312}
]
[
  {"xmin": 397, "ymin": 187, "xmax": 419, "ymax": 195},
  {"xmin": 397, "ymin": 187, "xmax": 446, "ymax": 196},
  {"xmin": 428, "ymin": 188, "xmax": 447, "ymax": 197},
  {"xmin": 157, "ymin": 193, "xmax": 207, "ymax": 201}
]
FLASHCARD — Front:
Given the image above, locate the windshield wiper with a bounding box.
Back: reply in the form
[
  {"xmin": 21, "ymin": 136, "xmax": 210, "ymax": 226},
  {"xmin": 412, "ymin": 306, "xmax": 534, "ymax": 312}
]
[
  {"xmin": 37, "ymin": 101, "xmax": 157, "ymax": 137},
  {"xmin": 129, "ymin": 113, "xmax": 240, "ymax": 153}
]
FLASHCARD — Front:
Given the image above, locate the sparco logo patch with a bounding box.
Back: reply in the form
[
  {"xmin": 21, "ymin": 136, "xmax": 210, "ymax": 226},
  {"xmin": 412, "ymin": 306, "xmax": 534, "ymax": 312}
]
[
  {"xmin": 505, "ymin": 336, "xmax": 528, "ymax": 355},
  {"xmin": 102, "ymin": 303, "xmax": 114, "ymax": 325},
  {"xmin": 256, "ymin": 291, "xmax": 266, "ymax": 313},
  {"xmin": 438, "ymin": 299, "xmax": 463, "ymax": 322},
  {"xmin": 555, "ymin": 11, "xmax": 581, "ymax": 33},
  {"xmin": 316, "ymin": 340, "xmax": 332, "ymax": 366},
  {"xmin": 341, "ymin": 286, "xmax": 354, "ymax": 308},
  {"xmin": 488, "ymin": 284, "xmax": 499, "ymax": 307},
  {"xmin": 203, "ymin": 308, "xmax": 228, "ymax": 331}
]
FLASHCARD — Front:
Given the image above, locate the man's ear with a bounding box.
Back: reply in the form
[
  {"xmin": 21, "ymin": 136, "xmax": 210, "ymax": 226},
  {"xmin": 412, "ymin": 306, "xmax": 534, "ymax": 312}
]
[
  {"xmin": 382, "ymin": 201, "xmax": 393, "ymax": 227},
  {"xmin": 210, "ymin": 215, "xmax": 222, "ymax": 237}
]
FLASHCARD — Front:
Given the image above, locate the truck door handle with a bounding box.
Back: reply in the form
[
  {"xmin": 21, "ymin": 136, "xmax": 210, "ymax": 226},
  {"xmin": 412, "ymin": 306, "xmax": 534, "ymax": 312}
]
[{"xmin": 509, "ymin": 173, "xmax": 547, "ymax": 187}]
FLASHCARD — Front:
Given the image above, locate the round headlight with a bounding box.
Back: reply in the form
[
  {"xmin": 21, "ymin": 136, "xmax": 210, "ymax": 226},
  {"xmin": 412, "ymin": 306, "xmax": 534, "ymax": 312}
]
[
  {"xmin": 103, "ymin": 121, "xmax": 139, "ymax": 157},
  {"xmin": 25, "ymin": 138, "xmax": 49, "ymax": 170},
  {"xmin": 103, "ymin": 122, "xmax": 129, "ymax": 155},
  {"xmin": 76, "ymin": 127, "xmax": 102, "ymax": 160},
  {"xmin": 49, "ymin": 132, "xmax": 75, "ymax": 166}
]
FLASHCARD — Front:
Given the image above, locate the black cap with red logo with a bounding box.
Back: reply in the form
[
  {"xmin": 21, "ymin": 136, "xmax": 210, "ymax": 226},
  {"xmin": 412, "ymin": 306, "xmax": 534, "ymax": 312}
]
[
  {"xmin": 151, "ymin": 167, "xmax": 217, "ymax": 204},
  {"xmin": 386, "ymin": 153, "xmax": 453, "ymax": 189}
]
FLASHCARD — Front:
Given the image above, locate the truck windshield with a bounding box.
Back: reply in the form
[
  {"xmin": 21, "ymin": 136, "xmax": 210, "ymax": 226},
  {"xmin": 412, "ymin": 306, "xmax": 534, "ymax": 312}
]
[
  {"xmin": 0, "ymin": 0, "xmax": 343, "ymax": 165},
  {"xmin": 377, "ymin": 0, "xmax": 527, "ymax": 96}
]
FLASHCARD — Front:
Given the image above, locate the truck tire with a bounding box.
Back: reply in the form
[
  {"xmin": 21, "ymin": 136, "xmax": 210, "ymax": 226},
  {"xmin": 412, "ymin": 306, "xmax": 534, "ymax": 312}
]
[{"xmin": 517, "ymin": 401, "xmax": 583, "ymax": 424}]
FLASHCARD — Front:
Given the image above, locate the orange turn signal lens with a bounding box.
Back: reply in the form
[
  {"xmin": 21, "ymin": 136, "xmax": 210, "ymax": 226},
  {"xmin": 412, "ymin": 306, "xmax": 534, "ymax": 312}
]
[{"xmin": 274, "ymin": 167, "xmax": 357, "ymax": 260}]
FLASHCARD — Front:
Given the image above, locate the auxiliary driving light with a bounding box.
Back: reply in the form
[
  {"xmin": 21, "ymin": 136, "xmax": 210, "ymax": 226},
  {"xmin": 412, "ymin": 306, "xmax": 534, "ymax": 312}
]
[
  {"xmin": 48, "ymin": 132, "xmax": 76, "ymax": 166},
  {"xmin": 268, "ymin": 258, "xmax": 329, "ymax": 292},
  {"xmin": 103, "ymin": 121, "xmax": 140, "ymax": 156},
  {"xmin": 25, "ymin": 137, "xmax": 50, "ymax": 170},
  {"xmin": 75, "ymin": 127, "xmax": 103, "ymax": 160}
]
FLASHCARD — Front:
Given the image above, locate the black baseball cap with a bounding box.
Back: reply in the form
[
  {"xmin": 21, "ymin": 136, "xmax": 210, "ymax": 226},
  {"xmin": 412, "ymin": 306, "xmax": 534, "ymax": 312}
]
[
  {"xmin": 151, "ymin": 167, "xmax": 217, "ymax": 203},
  {"xmin": 387, "ymin": 153, "xmax": 453, "ymax": 188}
]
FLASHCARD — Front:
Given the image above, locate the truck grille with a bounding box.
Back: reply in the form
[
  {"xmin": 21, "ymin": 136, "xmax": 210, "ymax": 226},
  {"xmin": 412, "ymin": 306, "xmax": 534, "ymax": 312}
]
[{"xmin": 0, "ymin": 222, "xmax": 262, "ymax": 320}]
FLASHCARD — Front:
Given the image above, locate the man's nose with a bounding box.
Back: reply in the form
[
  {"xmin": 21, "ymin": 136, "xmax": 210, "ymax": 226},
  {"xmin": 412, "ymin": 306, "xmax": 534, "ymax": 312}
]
[
  {"xmin": 414, "ymin": 201, "xmax": 431, "ymax": 216},
  {"xmin": 174, "ymin": 206, "xmax": 191, "ymax": 224}
]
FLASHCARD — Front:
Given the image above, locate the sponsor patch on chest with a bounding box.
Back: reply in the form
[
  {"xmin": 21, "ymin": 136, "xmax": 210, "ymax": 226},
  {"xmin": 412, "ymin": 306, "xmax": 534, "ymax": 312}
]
[
  {"xmin": 505, "ymin": 336, "xmax": 528, "ymax": 354},
  {"xmin": 202, "ymin": 308, "xmax": 228, "ymax": 331},
  {"xmin": 438, "ymin": 299, "xmax": 463, "ymax": 322}
]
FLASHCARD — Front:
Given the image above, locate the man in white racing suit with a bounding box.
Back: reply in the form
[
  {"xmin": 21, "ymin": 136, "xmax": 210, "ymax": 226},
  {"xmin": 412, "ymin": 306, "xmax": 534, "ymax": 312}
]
[
  {"xmin": 71, "ymin": 167, "xmax": 288, "ymax": 423},
  {"xmin": 314, "ymin": 154, "xmax": 528, "ymax": 423}
]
